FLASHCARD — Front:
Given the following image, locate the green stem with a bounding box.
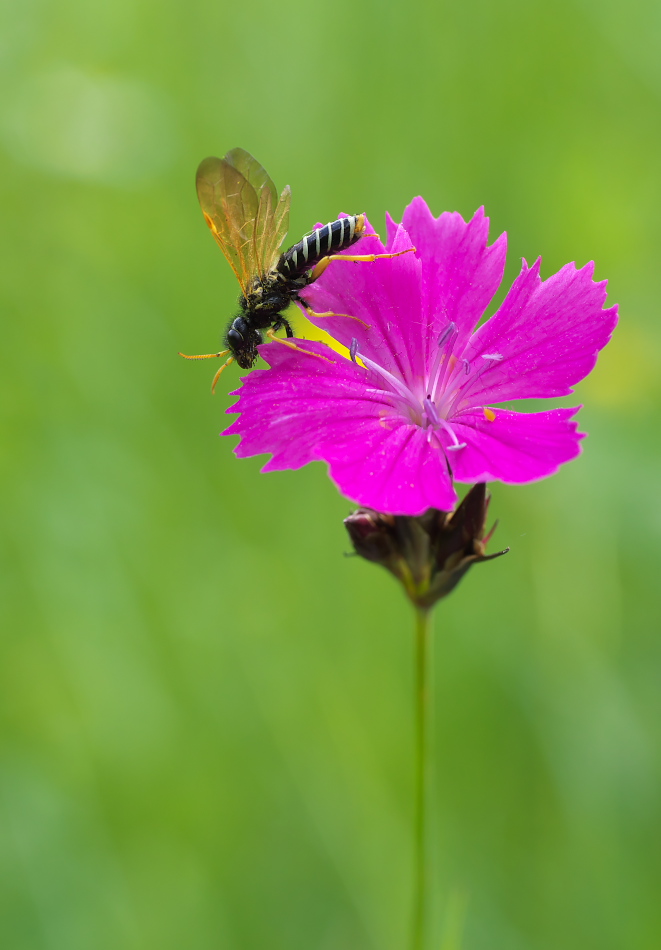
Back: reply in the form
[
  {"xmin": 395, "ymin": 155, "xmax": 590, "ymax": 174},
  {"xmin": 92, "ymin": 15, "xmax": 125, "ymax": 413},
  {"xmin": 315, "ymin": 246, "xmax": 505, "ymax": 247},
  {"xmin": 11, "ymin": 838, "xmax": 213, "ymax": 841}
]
[{"xmin": 412, "ymin": 605, "xmax": 433, "ymax": 950}]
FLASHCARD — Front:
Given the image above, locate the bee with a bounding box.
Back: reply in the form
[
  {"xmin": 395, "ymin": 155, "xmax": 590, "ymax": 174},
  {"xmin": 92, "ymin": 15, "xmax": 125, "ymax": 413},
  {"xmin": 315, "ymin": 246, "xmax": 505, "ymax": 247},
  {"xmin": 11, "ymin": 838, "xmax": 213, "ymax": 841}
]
[{"xmin": 179, "ymin": 148, "xmax": 414, "ymax": 392}]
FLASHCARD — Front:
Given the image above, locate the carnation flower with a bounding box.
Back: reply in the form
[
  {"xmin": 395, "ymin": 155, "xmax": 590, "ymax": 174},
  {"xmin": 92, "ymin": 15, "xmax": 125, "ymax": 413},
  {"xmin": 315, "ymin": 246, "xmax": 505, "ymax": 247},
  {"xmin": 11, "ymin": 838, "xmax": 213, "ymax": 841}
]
[{"xmin": 225, "ymin": 199, "xmax": 618, "ymax": 515}]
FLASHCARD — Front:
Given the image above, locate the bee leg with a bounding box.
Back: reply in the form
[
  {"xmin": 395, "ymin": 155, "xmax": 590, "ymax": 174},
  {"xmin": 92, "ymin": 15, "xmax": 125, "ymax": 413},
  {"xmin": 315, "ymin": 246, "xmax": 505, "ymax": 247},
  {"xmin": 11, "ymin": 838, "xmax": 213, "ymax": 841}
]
[
  {"xmin": 210, "ymin": 357, "xmax": 235, "ymax": 394},
  {"xmin": 303, "ymin": 305, "xmax": 370, "ymax": 329},
  {"xmin": 178, "ymin": 348, "xmax": 230, "ymax": 360},
  {"xmin": 265, "ymin": 328, "xmax": 334, "ymax": 364},
  {"xmin": 272, "ymin": 316, "xmax": 295, "ymax": 338},
  {"xmin": 309, "ymin": 245, "xmax": 416, "ymax": 281}
]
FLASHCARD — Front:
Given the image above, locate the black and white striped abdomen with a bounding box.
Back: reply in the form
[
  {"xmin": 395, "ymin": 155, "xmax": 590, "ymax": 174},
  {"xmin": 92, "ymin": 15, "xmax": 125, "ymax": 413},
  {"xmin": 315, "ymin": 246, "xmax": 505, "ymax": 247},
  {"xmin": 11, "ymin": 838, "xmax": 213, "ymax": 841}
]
[{"xmin": 278, "ymin": 214, "xmax": 366, "ymax": 279}]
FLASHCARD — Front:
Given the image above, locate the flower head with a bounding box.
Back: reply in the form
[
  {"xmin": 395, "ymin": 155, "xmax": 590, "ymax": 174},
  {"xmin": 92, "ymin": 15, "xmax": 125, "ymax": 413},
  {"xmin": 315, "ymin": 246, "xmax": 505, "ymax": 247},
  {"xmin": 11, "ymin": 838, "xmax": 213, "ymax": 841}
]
[{"xmin": 225, "ymin": 199, "xmax": 618, "ymax": 515}]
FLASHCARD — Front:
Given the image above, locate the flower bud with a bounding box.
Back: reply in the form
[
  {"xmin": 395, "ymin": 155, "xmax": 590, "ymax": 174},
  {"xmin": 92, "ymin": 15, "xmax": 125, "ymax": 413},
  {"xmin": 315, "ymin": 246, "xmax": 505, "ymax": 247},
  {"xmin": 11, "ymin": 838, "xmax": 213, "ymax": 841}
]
[{"xmin": 344, "ymin": 484, "xmax": 508, "ymax": 609}]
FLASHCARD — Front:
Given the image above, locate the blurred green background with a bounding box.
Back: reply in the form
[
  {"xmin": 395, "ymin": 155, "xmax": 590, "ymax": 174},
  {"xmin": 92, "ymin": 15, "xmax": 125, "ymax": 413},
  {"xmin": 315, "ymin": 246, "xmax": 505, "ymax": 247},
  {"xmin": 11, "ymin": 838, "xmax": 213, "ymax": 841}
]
[{"xmin": 1, "ymin": 0, "xmax": 660, "ymax": 948}]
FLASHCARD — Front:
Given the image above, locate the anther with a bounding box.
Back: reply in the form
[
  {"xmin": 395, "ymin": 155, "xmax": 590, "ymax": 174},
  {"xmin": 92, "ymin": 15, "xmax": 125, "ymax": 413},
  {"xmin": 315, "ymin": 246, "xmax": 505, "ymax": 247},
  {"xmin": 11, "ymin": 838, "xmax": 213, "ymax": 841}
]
[
  {"xmin": 481, "ymin": 353, "xmax": 503, "ymax": 361},
  {"xmin": 463, "ymin": 359, "xmax": 471, "ymax": 374},
  {"xmin": 446, "ymin": 442, "xmax": 467, "ymax": 452},
  {"xmin": 437, "ymin": 322, "xmax": 458, "ymax": 347},
  {"xmin": 350, "ymin": 338, "xmax": 359, "ymax": 363}
]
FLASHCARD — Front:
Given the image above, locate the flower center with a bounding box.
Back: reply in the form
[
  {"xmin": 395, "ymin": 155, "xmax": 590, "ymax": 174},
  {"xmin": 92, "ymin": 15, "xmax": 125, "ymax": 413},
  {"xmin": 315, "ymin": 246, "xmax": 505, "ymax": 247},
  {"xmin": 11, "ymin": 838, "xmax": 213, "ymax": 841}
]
[{"xmin": 353, "ymin": 325, "xmax": 503, "ymax": 448}]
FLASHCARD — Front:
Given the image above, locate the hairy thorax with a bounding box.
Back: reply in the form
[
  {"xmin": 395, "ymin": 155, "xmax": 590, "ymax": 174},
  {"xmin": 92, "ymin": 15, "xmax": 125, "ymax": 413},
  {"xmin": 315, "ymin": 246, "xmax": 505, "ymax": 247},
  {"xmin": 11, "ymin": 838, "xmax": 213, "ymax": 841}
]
[{"xmin": 240, "ymin": 271, "xmax": 307, "ymax": 320}]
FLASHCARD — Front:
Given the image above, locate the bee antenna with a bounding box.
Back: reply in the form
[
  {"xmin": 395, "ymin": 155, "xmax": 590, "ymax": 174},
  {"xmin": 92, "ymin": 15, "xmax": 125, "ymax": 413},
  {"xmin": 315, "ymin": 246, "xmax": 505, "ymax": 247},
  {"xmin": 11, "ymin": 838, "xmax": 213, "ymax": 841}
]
[
  {"xmin": 211, "ymin": 357, "xmax": 235, "ymax": 394},
  {"xmin": 178, "ymin": 349, "xmax": 230, "ymax": 361}
]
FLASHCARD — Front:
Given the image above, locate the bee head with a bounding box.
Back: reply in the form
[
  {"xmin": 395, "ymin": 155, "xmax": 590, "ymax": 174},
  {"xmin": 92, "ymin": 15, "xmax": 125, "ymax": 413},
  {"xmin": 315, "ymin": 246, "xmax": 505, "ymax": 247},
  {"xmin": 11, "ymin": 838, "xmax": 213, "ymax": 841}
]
[{"xmin": 226, "ymin": 317, "xmax": 261, "ymax": 369}]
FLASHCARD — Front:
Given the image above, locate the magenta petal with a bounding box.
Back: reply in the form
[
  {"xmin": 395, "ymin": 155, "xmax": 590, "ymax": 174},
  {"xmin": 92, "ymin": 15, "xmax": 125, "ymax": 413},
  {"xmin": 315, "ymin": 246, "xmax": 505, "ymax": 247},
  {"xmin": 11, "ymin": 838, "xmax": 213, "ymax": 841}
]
[
  {"xmin": 225, "ymin": 339, "xmax": 456, "ymax": 515},
  {"xmin": 448, "ymin": 407, "xmax": 584, "ymax": 484},
  {"xmin": 325, "ymin": 424, "xmax": 457, "ymax": 516},
  {"xmin": 460, "ymin": 259, "xmax": 618, "ymax": 404},
  {"xmin": 225, "ymin": 340, "xmax": 381, "ymax": 470},
  {"xmin": 301, "ymin": 218, "xmax": 426, "ymax": 387},
  {"xmin": 398, "ymin": 199, "xmax": 508, "ymax": 361}
]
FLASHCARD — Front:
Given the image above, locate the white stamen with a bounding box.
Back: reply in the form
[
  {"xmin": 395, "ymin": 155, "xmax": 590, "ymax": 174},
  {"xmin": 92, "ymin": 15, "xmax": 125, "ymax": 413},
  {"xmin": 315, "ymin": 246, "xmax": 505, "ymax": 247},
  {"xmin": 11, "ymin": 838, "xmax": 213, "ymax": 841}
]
[
  {"xmin": 424, "ymin": 395, "xmax": 440, "ymax": 426},
  {"xmin": 436, "ymin": 416, "xmax": 464, "ymax": 448},
  {"xmin": 359, "ymin": 352, "xmax": 418, "ymax": 405},
  {"xmin": 442, "ymin": 352, "xmax": 503, "ymax": 417},
  {"xmin": 429, "ymin": 322, "xmax": 459, "ymax": 402}
]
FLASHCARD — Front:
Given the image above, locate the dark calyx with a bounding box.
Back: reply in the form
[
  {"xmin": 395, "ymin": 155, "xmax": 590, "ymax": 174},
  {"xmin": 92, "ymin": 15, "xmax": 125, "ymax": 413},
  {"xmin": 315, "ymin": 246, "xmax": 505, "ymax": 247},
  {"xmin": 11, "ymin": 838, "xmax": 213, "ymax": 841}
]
[{"xmin": 344, "ymin": 483, "xmax": 509, "ymax": 609}]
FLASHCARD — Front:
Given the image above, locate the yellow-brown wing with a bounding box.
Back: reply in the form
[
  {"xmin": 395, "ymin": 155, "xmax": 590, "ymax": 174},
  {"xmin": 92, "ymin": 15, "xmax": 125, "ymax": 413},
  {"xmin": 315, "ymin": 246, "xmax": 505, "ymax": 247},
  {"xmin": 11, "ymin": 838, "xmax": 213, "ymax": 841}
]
[
  {"xmin": 195, "ymin": 149, "xmax": 291, "ymax": 294},
  {"xmin": 223, "ymin": 149, "xmax": 291, "ymax": 277}
]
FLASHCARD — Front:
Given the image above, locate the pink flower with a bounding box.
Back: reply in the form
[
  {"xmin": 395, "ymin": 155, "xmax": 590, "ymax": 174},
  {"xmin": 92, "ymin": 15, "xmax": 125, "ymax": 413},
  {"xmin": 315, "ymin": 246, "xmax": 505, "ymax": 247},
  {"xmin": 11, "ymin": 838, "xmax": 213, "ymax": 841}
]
[{"xmin": 225, "ymin": 199, "xmax": 618, "ymax": 516}]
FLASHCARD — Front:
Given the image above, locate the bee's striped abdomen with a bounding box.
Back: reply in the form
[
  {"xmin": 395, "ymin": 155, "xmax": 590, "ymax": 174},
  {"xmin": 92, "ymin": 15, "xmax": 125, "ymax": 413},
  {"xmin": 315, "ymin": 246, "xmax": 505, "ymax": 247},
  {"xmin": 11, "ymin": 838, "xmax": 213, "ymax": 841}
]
[{"xmin": 278, "ymin": 214, "xmax": 366, "ymax": 279}]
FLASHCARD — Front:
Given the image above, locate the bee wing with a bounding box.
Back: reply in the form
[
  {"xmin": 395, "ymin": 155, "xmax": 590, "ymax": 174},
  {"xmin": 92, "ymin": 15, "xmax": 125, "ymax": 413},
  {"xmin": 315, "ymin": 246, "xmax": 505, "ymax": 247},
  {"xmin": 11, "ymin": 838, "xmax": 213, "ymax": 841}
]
[
  {"xmin": 258, "ymin": 183, "xmax": 291, "ymax": 277},
  {"xmin": 195, "ymin": 149, "xmax": 290, "ymax": 293},
  {"xmin": 224, "ymin": 147, "xmax": 277, "ymax": 207},
  {"xmin": 231, "ymin": 148, "xmax": 291, "ymax": 278},
  {"xmin": 196, "ymin": 154, "xmax": 257, "ymax": 294},
  {"xmin": 225, "ymin": 147, "xmax": 289, "ymax": 277}
]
